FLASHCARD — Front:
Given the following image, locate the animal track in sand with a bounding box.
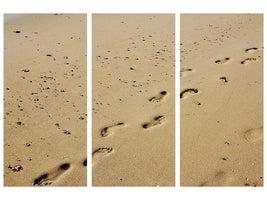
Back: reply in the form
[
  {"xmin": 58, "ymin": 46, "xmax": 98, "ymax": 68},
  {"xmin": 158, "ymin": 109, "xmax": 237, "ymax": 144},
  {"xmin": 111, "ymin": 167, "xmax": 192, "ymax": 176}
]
[
  {"xmin": 92, "ymin": 147, "xmax": 113, "ymax": 164},
  {"xmin": 241, "ymin": 58, "xmax": 258, "ymax": 65},
  {"xmin": 149, "ymin": 91, "xmax": 167, "ymax": 103},
  {"xmin": 180, "ymin": 88, "xmax": 199, "ymax": 99},
  {"xmin": 215, "ymin": 57, "xmax": 231, "ymax": 64},
  {"xmin": 33, "ymin": 163, "xmax": 71, "ymax": 186},
  {"xmin": 245, "ymin": 47, "xmax": 258, "ymax": 53},
  {"xmin": 243, "ymin": 127, "xmax": 263, "ymax": 142},
  {"xmin": 100, "ymin": 122, "xmax": 125, "ymax": 137},
  {"xmin": 142, "ymin": 115, "xmax": 166, "ymax": 129},
  {"xmin": 180, "ymin": 68, "xmax": 193, "ymax": 77}
]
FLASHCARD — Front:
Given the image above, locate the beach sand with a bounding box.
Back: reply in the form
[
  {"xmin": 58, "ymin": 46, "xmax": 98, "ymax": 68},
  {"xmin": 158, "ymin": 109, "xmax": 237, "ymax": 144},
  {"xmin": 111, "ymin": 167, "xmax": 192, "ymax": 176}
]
[
  {"xmin": 92, "ymin": 14, "xmax": 175, "ymax": 186},
  {"xmin": 180, "ymin": 14, "xmax": 263, "ymax": 186},
  {"xmin": 4, "ymin": 14, "xmax": 87, "ymax": 186}
]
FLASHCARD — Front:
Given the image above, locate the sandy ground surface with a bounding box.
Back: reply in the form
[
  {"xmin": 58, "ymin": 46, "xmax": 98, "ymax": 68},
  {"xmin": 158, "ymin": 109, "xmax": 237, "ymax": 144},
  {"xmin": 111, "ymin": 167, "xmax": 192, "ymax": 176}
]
[
  {"xmin": 92, "ymin": 14, "xmax": 175, "ymax": 186},
  {"xmin": 4, "ymin": 14, "xmax": 87, "ymax": 186},
  {"xmin": 180, "ymin": 14, "xmax": 263, "ymax": 186}
]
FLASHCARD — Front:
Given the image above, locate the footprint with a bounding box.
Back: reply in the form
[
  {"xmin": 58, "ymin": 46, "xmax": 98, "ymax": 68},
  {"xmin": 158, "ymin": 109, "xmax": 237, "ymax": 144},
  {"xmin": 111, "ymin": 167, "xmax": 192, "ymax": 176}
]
[
  {"xmin": 142, "ymin": 115, "xmax": 166, "ymax": 129},
  {"xmin": 241, "ymin": 58, "xmax": 258, "ymax": 64},
  {"xmin": 180, "ymin": 88, "xmax": 198, "ymax": 99},
  {"xmin": 245, "ymin": 47, "xmax": 258, "ymax": 53},
  {"xmin": 33, "ymin": 163, "xmax": 71, "ymax": 186},
  {"xmin": 243, "ymin": 127, "xmax": 263, "ymax": 142},
  {"xmin": 200, "ymin": 171, "xmax": 234, "ymax": 186},
  {"xmin": 100, "ymin": 122, "xmax": 125, "ymax": 137},
  {"xmin": 180, "ymin": 68, "xmax": 193, "ymax": 77},
  {"xmin": 92, "ymin": 147, "xmax": 113, "ymax": 164},
  {"xmin": 149, "ymin": 91, "xmax": 167, "ymax": 103},
  {"xmin": 215, "ymin": 57, "xmax": 231, "ymax": 64}
]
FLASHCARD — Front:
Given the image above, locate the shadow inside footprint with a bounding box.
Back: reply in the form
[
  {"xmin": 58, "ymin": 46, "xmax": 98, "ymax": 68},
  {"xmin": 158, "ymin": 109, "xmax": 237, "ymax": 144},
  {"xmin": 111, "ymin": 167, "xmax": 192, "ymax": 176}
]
[
  {"xmin": 245, "ymin": 47, "xmax": 258, "ymax": 53},
  {"xmin": 180, "ymin": 88, "xmax": 198, "ymax": 99},
  {"xmin": 59, "ymin": 163, "xmax": 70, "ymax": 170},
  {"xmin": 83, "ymin": 159, "xmax": 87, "ymax": 166},
  {"xmin": 33, "ymin": 174, "xmax": 49, "ymax": 186},
  {"xmin": 241, "ymin": 58, "xmax": 257, "ymax": 64},
  {"xmin": 33, "ymin": 163, "xmax": 71, "ymax": 186},
  {"xmin": 149, "ymin": 91, "xmax": 168, "ymax": 103}
]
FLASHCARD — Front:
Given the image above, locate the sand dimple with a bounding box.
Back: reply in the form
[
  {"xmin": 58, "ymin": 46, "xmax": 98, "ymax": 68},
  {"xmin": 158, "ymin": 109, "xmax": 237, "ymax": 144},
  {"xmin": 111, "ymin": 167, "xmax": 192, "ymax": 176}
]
[
  {"xmin": 92, "ymin": 14, "xmax": 175, "ymax": 186},
  {"xmin": 180, "ymin": 88, "xmax": 199, "ymax": 99},
  {"xmin": 33, "ymin": 163, "xmax": 71, "ymax": 186},
  {"xmin": 100, "ymin": 122, "xmax": 125, "ymax": 137},
  {"xmin": 142, "ymin": 115, "xmax": 166, "ymax": 129},
  {"xmin": 243, "ymin": 127, "xmax": 263, "ymax": 142},
  {"xmin": 215, "ymin": 57, "xmax": 231, "ymax": 64},
  {"xmin": 149, "ymin": 91, "xmax": 168, "ymax": 103},
  {"xmin": 241, "ymin": 58, "xmax": 258, "ymax": 65}
]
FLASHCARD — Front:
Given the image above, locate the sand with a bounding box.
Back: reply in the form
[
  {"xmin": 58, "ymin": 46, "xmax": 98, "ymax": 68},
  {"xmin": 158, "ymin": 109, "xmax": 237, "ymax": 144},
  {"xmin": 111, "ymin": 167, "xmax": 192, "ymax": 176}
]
[
  {"xmin": 4, "ymin": 14, "xmax": 87, "ymax": 186},
  {"xmin": 180, "ymin": 14, "xmax": 263, "ymax": 186},
  {"xmin": 92, "ymin": 14, "xmax": 175, "ymax": 186}
]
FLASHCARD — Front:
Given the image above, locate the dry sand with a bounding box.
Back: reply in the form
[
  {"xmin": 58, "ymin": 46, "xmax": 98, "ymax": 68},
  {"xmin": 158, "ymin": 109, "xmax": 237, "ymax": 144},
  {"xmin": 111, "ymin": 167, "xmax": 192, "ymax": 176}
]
[
  {"xmin": 92, "ymin": 14, "xmax": 175, "ymax": 186},
  {"xmin": 180, "ymin": 14, "xmax": 263, "ymax": 186},
  {"xmin": 4, "ymin": 14, "xmax": 87, "ymax": 186}
]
